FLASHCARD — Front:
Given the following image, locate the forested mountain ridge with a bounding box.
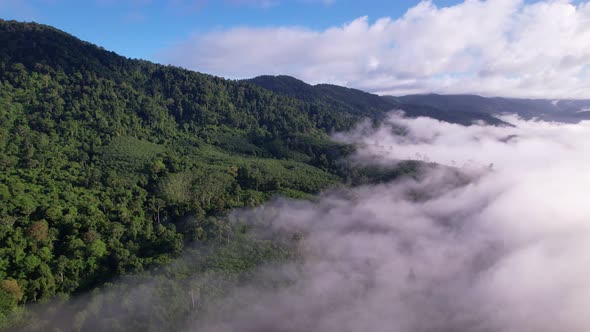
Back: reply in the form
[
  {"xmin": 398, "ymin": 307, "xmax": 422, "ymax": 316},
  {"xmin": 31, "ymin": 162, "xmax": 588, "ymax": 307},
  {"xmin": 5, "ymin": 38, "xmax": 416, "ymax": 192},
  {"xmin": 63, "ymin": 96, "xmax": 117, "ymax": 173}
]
[
  {"xmin": 0, "ymin": 19, "xmax": 415, "ymax": 326},
  {"xmin": 247, "ymin": 75, "xmax": 395, "ymax": 118},
  {"xmin": 248, "ymin": 75, "xmax": 509, "ymax": 126}
]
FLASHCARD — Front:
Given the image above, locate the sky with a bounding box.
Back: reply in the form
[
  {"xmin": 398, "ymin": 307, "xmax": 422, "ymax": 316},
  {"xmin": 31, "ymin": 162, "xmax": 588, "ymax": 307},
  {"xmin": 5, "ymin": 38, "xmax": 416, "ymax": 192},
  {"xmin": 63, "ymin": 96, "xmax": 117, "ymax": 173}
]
[{"xmin": 2, "ymin": 0, "xmax": 590, "ymax": 98}]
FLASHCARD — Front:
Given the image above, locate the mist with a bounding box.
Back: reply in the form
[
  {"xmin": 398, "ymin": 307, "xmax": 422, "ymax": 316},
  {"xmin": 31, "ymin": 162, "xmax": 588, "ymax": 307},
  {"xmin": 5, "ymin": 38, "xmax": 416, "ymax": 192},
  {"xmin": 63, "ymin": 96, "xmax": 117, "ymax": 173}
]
[
  {"xmin": 15, "ymin": 113, "xmax": 590, "ymax": 332},
  {"xmin": 185, "ymin": 113, "xmax": 590, "ymax": 332}
]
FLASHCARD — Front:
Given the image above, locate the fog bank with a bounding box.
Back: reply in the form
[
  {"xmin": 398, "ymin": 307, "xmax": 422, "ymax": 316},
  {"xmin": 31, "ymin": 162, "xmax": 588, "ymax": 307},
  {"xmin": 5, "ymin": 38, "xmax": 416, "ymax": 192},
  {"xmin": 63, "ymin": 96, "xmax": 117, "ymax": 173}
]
[{"xmin": 190, "ymin": 114, "xmax": 590, "ymax": 332}]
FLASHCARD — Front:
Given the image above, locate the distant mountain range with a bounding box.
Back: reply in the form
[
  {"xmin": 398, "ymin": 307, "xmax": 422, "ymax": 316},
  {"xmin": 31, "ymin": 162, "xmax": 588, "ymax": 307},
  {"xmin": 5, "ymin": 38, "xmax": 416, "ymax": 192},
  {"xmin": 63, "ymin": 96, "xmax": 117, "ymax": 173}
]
[{"xmin": 393, "ymin": 93, "xmax": 590, "ymax": 123}]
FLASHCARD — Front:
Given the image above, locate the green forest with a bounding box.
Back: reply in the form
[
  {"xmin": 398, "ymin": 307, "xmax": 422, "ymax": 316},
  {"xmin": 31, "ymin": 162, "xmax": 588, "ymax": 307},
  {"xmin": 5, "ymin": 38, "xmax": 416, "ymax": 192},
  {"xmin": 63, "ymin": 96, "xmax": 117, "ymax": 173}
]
[{"xmin": 0, "ymin": 20, "xmax": 433, "ymax": 330}]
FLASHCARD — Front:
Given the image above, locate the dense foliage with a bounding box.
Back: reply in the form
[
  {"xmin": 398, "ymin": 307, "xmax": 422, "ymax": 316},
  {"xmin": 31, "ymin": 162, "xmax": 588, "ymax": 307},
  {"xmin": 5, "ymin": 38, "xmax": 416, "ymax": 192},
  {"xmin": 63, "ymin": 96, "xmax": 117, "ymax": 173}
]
[{"xmin": 5, "ymin": 215, "xmax": 303, "ymax": 331}]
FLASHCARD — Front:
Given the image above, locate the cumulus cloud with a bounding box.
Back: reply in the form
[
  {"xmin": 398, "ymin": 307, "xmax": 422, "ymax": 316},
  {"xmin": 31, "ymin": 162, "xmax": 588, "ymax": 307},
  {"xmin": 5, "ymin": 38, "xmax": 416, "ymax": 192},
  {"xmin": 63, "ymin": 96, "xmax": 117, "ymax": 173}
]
[
  {"xmin": 180, "ymin": 113, "xmax": 590, "ymax": 332},
  {"xmin": 160, "ymin": 0, "xmax": 590, "ymax": 98}
]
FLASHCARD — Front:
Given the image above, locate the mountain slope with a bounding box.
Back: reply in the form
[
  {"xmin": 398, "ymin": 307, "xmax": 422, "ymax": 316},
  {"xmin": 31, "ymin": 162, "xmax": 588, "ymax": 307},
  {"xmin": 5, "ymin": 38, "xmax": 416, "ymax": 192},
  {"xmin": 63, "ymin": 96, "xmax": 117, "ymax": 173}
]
[
  {"xmin": 248, "ymin": 75, "xmax": 396, "ymax": 118},
  {"xmin": 248, "ymin": 75, "xmax": 508, "ymax": 126}
]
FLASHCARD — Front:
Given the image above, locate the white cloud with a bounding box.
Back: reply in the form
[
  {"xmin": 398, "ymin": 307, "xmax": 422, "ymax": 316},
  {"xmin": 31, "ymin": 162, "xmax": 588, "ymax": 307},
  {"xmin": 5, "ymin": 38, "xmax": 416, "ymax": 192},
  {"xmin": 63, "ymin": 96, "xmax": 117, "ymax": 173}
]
[
  {"xmin": 188, "ymin": 114, "xmax": 590, "ymax": 331},
  {"xmin": 160, "ymin": 0, "xmax": 590, "ymax": 98}
]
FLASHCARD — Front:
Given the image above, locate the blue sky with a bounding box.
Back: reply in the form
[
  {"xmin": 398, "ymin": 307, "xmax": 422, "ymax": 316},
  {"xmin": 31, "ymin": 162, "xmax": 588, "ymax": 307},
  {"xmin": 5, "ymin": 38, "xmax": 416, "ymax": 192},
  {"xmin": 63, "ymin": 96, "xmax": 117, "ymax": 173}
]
[{"xmin": 0, "ymin": 0, "xmax": 463, "ymax": 60}]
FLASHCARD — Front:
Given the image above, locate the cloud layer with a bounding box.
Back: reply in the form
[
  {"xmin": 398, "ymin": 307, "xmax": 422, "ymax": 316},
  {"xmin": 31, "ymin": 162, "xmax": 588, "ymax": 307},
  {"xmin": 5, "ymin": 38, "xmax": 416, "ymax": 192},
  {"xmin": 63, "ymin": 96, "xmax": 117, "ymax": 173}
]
[
  {"xmin": 185, "ymin": 114, "xmax": 590, "ymax": 331},
  {"xmin": 161, "ymin": 0, "xmax": 590, "ymax": 98}
]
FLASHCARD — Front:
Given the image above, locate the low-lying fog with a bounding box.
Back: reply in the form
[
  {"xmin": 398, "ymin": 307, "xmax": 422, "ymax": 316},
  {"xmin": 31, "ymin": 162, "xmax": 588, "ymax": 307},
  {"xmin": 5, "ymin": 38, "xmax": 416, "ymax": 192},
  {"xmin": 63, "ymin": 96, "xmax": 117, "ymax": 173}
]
[{"xmin": 193, "ymin": 113, "xmax": 590, "ymax": 332}]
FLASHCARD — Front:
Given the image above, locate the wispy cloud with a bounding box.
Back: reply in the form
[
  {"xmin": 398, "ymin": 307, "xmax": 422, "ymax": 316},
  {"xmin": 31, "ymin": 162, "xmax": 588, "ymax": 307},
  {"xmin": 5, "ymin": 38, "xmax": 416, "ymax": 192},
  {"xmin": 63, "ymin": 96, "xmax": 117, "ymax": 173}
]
[{"xmin": 160, "ymin": 0, "xmax": 590, "ymax": 98}]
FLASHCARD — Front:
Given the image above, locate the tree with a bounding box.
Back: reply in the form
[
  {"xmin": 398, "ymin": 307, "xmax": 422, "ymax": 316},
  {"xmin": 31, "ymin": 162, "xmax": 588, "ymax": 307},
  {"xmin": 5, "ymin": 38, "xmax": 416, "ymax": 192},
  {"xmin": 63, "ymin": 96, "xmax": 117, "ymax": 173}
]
[{"xmin": 27, "ymin": 220, "xmax": 49, "ymax": 243}]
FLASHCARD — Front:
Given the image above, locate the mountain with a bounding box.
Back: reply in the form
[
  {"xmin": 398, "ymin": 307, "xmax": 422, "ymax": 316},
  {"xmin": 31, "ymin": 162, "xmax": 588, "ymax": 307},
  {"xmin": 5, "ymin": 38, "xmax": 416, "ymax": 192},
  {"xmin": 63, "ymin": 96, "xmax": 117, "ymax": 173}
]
[
  {"xmin": 395, "ymin": 94, "xmax": 590, "ymax": 123},
  {"xmin": 248, "ymin": 75, "xmax": 508, "ymax": 126},
  {"xmin": 0, "ymin": 19, "xmax": 413, "ymax": 325}
]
